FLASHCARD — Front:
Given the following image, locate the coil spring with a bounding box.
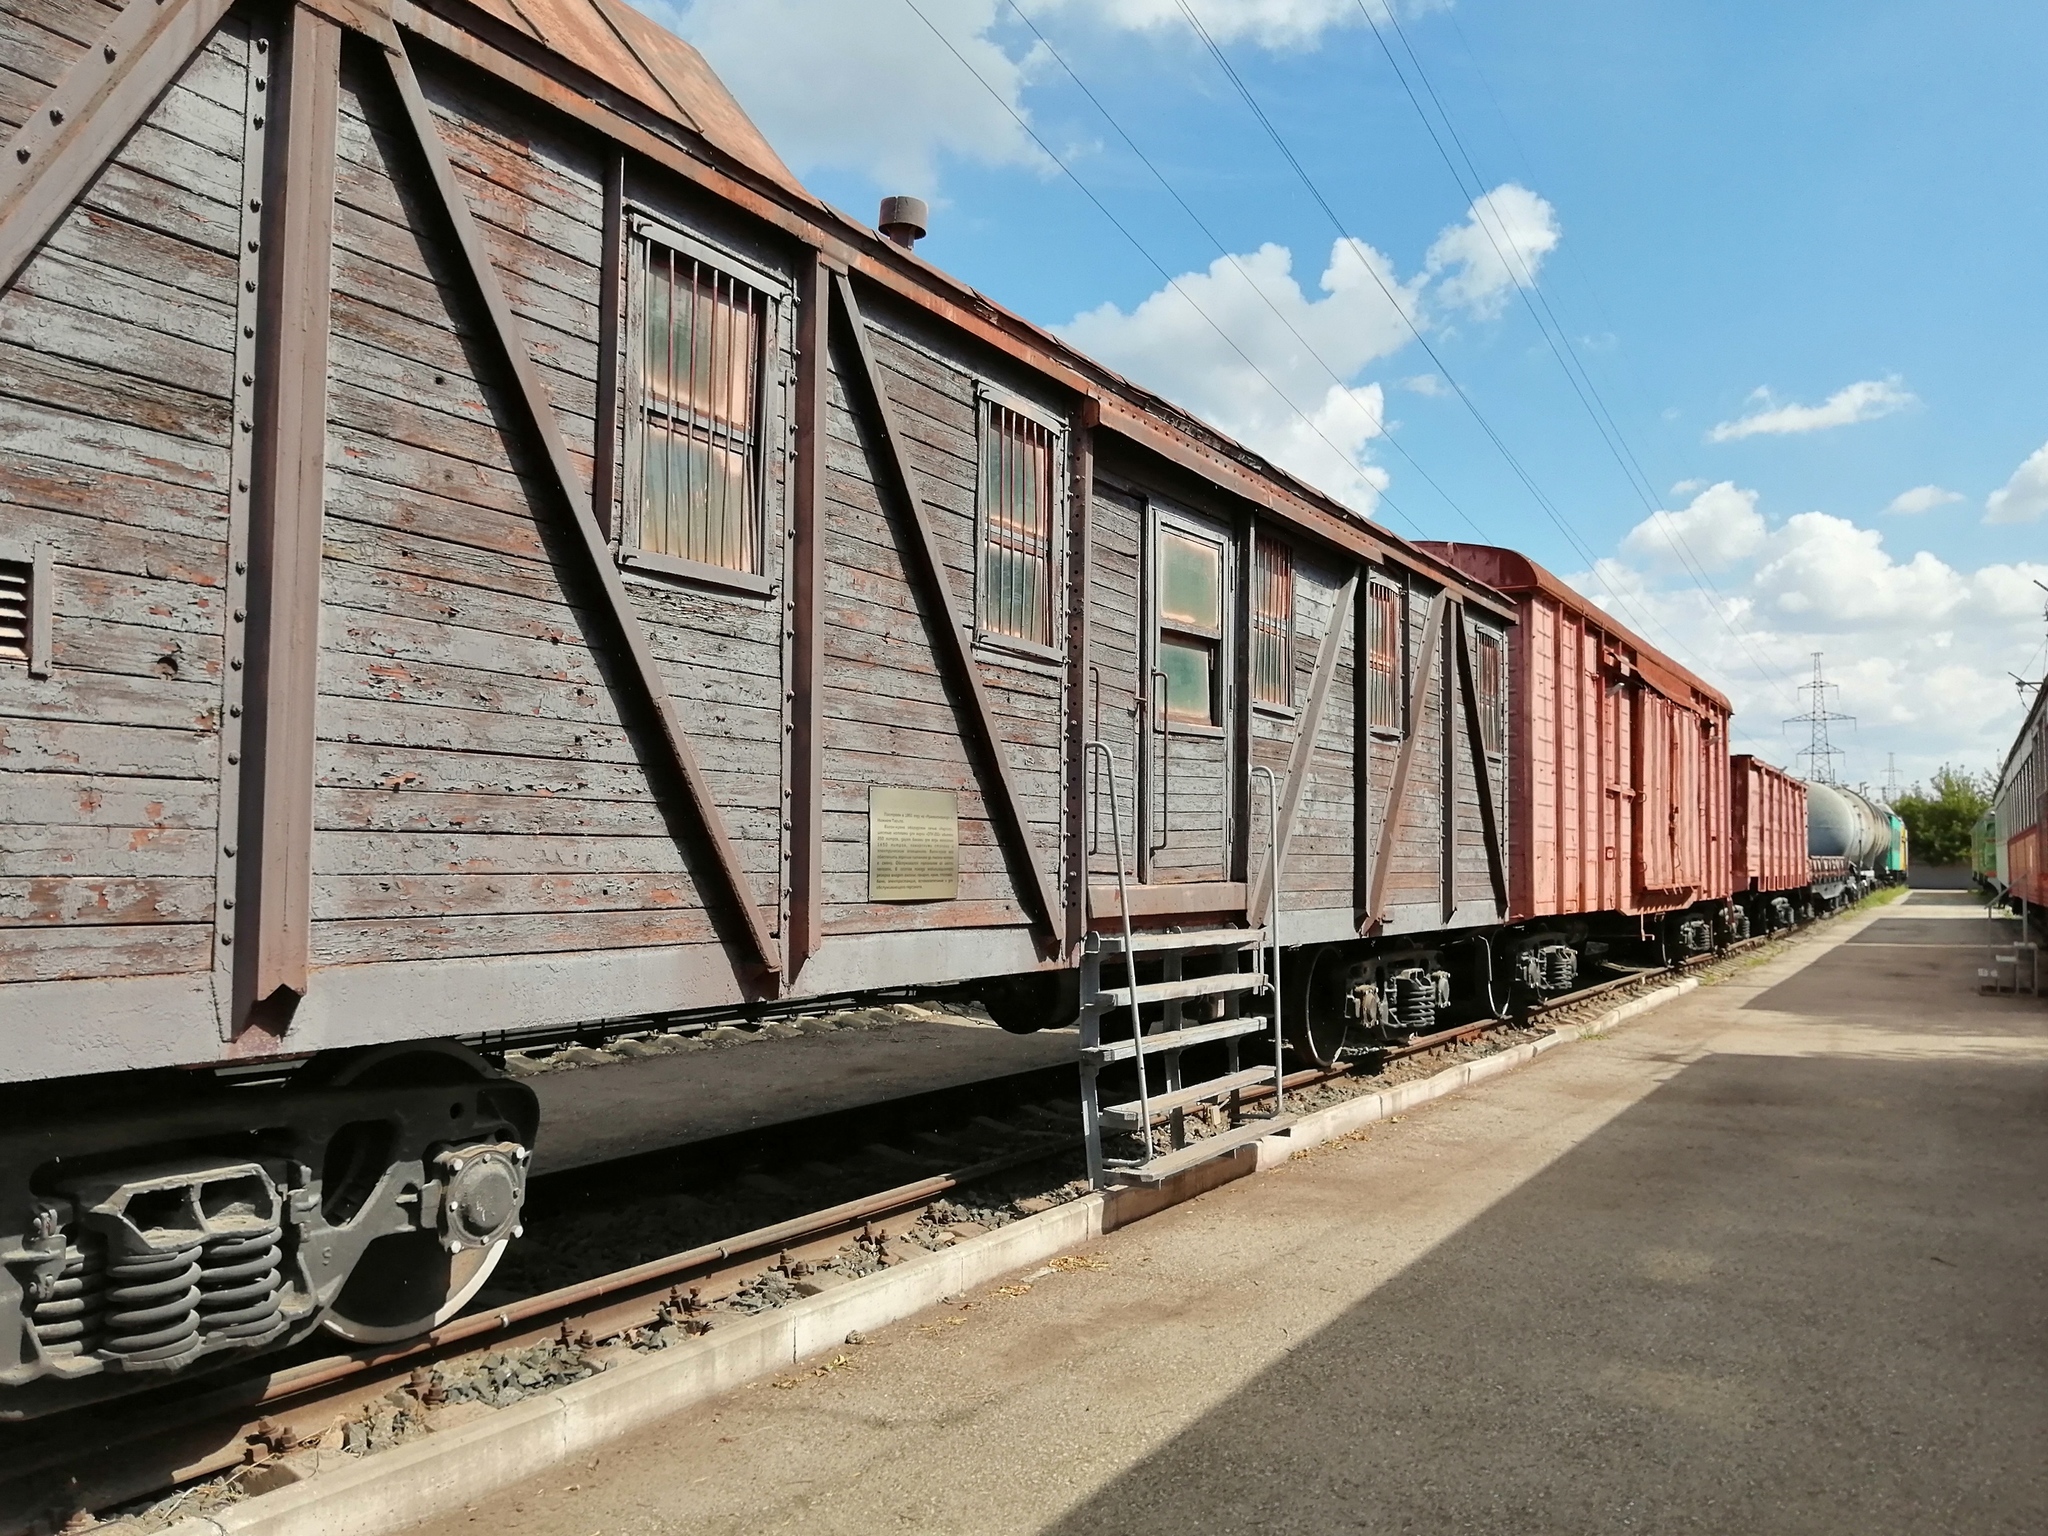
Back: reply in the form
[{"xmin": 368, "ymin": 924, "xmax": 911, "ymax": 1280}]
[
  {"xmin": 198, "ymin": 1222, "xmax": 285, "ymax": 1342},
  {"xmin": 28, "ymin": 1235, "xmax": 107, "ymax": 1359},
  {"xmin": 102, "ymin": 1242, "xmax": 203, "ymax": 1364},
  {"xmin": 1542, "ymin": 947, "xmax": 1576, "ymax": 991},
  {"xmin": 1393, "ymin": 972, "xmax": 1435, "ymax": 1033}
]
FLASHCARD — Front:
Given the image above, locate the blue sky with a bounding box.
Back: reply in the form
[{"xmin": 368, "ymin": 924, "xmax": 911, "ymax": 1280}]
[{"xmin": 650, "ymin": 0, "xmax": 2048, "ymax": 789}]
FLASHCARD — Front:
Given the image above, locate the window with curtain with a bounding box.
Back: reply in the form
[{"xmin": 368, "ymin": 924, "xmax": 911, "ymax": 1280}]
[
  {"xmin": 1157, "ymin": 527, "xmax": 1223, "ymax": 726},
  {"xmin": 1251, "ymin": 538, "xmax": 1293, "ymax": 708},
  {"xmin": 634, "ymin": 238, "xmax": 764, "ymax": 574},
  {"xmin": 978, "ymin": 402, "xmax": 1057, "ymax": 647},
  {"xmin": 1476, "ymin": 630, "xmax": 1505, "ymax": 754},
  {"xmin": 1367, "ymin": 580, "xmax": 1403, "ymax": 734}
]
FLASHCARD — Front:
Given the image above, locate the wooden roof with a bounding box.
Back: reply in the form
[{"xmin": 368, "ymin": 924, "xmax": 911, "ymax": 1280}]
[
  {"xmin": 460, "ymin": 0, "xmax": 804, "ymax": 198},
  {"xmin": 1418, "ymin": 542, "xmax": 1734, "ymax": 715}
]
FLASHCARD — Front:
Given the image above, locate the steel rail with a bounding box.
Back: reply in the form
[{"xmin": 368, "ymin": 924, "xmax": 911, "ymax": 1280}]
[{"xmin": 0, "ymin": 1134, "xmax": 1084, "ymax": 1530}]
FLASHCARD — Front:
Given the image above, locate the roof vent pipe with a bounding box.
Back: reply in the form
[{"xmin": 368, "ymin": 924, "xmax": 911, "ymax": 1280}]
[{"xmin": 878, "ymin": 195, "xmax": 928, "ymax": 250}]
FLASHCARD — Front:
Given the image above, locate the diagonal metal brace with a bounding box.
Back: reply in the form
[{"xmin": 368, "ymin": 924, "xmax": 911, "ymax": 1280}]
[
  {"xmin": 830, "ymin": 271, "xmax": 1062, "ymax": 939},
  {"xmin": 0, "ymin": 0, "xmax": 242, "ymax": 294}
]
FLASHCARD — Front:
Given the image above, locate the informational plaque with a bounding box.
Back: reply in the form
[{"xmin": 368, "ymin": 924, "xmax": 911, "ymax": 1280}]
[{"xmin": 868, "ymin": 786, "xmax": 959, "ymax": 902}]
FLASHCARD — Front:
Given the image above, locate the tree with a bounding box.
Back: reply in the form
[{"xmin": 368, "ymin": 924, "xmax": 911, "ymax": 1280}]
[{"xmin": 1891, "ymin": 765, "xmax": 1994, "ymax": 866}]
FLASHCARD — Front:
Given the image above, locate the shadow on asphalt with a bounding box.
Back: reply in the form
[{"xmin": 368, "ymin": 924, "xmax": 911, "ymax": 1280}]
[{"xmin": 1042, "ymin": 955, "xmax": 2048, "ymax": 1532}]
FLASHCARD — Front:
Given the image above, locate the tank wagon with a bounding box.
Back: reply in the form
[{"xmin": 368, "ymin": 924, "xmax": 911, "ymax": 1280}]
[
  {"xmin": 1989, "ymin": 684, "xmax": 2045, "ymax": 937},
  {"xmin": 1416, "ymin": 544, "xmax": 1738, "ymax": 970},
  {"xmin": 0, "ymin": 0, "xmax": 1534, "ymax": 1410},
  {"xmin": 1731, "ymin": 755, "xmax": 1808, "ymax": 932},
  {"xmin": 1805, "ymin": 782, "xmax": 1896, "ymax": 904}
]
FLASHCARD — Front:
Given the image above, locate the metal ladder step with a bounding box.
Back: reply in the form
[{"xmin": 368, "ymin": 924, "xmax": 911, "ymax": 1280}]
[
  {"xmin": 1081, "ymin": 1014, "xmax": 1268, "ymax": 1065},
  {"xmin": 1098, "ymin": 1065, "xmax": 1276, "ymax": 1131},
  {"xmin": 1107, "ymin": 1116, "xmax": 1290, "ymax": 1188},
  {"xmin": 1094, "ymin": 927, "xmax": 1267, "ymax": 955},
  {"xmin": 1087, "ymin": 971, "xmax": 1265, "ymax": 1012}
]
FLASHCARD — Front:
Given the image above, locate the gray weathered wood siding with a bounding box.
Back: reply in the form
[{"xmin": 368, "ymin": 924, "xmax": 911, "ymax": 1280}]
[
  {"xmin": 0, "ymin": 3, "xmax": 1522, "ymax": 1076},
  {"xmin": 0, "ymin": 13, "xmax": 252, "ymax": 984},
  {"xmin": 1084, "ymin": 482, "xmax": 1142, "ymax": 880},
  {"xmin": 310, "ymin": 55, "xmax": 782, "ymax": 969},
  {"xmin": 818, "ymin": 314, "xmax": 1062, "ymax": 935}
]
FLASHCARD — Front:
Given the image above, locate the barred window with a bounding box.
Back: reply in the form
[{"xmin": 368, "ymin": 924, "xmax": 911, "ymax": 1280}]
[
  {"xmin": 1476, "ymin": 631, "xmax": 1505, "ymax": 755},
  {"xmin": 1251, "ymin": 539, "xmax": 1293, "ymax": 708},
  {"xmin": 1367, "ymin": 580, "xmax": 1402, "ymax": 734},
  {"xmin": 633, "ymin": 237, "xmax": 765, "ymax": 574},
  {"xmin": 978, "ymin": 401, "xmax": 1058, "ymax": 648}
]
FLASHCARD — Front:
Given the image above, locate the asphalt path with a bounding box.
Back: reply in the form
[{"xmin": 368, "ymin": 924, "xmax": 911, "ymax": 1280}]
[{"xmin": 410, "ymin": 890, "xmax": 2048, "ymax": 1534}]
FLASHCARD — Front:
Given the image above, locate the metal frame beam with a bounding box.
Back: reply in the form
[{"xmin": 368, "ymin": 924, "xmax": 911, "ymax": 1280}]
[
  {"xmin": 788, "ymin": 250, "xmax": 833, "ymax": 975},
  {"xmin": 830, "ymin": 271, "xmax": 1062, "ymax": 941},
  {"xmin": 1249, "ymin": 572, "xmax": 1355, "ymax": 923},
  {"xmin": 380, "ymin": 37, "xmax": 781, "ymax": 980},
  {"xmin": 233, "ymin": 3, "xmax": 343, "ymax": 1034},
  {"xmin": 1062, "ymin": 403, "xmax": 1098, "ymax": 958},
  {"xmin": 0, "ymin": 0, "xmax": 241, "ymax": 294}
]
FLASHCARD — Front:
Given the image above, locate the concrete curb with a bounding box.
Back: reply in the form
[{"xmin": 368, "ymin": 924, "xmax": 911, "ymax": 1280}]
[
  {"xmin": 1253, "ymin": 977, "xmax": 1698, "ymax": 1170},
  {"xmin": 162, "ymin": 975, "xmax": 1700, "ymax": 1536}
]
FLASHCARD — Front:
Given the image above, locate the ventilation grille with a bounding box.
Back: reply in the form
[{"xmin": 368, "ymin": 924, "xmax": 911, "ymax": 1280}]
[{"xmin": 0, "ymin": 557, "xmax": 28, "ymax": 664}]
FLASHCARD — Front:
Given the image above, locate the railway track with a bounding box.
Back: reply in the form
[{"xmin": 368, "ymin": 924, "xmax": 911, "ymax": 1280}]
[{"xmin": 2, "ymin": 924, "xmax": 1835, "ymax": 1534}]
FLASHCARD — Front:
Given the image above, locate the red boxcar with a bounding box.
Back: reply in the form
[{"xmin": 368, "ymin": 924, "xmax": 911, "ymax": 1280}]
[
  {"xmin": 1731, "ymin": 755, "xmax": 1809, "ymax": 898},
  {"xmin": 1420, "ymin": 545, "xmax": 1733, "ymax": 924}
]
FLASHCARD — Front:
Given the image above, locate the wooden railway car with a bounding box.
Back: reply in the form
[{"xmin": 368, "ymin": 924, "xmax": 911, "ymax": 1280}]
[
  {"xmin": 1990, "ymin": 682, "xmax": 2045, "ymax": 938},
  {"xmin": 0, "ymin": 0, "xmax": 1518, "ymax": 1409},
  {"xmin": 1417, "ymin": 544, "xmax": 1736, "ymax": 975},
  {"xmin": 1730, "ymin": 754, "xmax": 1808, "ymax": 932}
]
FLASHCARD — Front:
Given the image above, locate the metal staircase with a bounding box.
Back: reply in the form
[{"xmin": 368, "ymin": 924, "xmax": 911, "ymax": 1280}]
[{"xmin": 1079, "ymin": 746, "xmax": 1290, "ymax": 1187}]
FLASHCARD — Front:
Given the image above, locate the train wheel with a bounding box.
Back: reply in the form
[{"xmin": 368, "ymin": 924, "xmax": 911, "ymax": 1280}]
[
  {"xmin": 1286, "ymin": 946, "xmax": 1357, "ymax": 1066},
  {"xmin": 308, "ymin": 1044, "xmax": 525, "ymax": 1345},
  {"xmin": 323, "ymin": 1231, "xmax": 508, "ymax": 1345}
]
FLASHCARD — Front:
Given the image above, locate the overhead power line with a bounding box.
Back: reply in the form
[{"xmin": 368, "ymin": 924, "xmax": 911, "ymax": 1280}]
[
  {"xmin": 1357, "ymin": 0, "xmax": 1801, "ymax": 708},
  {"xmin": 1166, "ymin": 0, "xmax": 1705, "ymax": 671},
  {"xmin": 898, "ymin": 0, "xmax": 1428, "ymax": 538},
  {"xmin": 1002, "ymin": 0, "xmax": 1493, "ymax": 542}
]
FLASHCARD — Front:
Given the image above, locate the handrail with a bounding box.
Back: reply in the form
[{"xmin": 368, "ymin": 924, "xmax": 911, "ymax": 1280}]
[
  {"xmin": 1086, "ymin": 739, "xmax": 1151, "ymax": 1158},
  {"xmin": 1150, "ymin": 667, "xmax": 1171, "ymax": 854},
  {"xmin": 1250, "ymin": 764, "xmax": 1285, "ymax": 1111}
]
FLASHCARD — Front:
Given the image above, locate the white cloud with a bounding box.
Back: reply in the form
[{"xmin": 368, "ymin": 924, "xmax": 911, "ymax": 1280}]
[
  {"xmin": 647, "ymin": 0, "xmax": 1442, "ymax": 191},
  {"xmin": 1751, "ymin": 512, "xmax": 1968, "ymax": 627},
  {"xmin": 1707, "ymin": 377, "xmax": 1915, "ymax": 443},
  {"xmin": 1423, "ymin": 184, "xmax": 1560, "ymax": 320},
  {"xmin": 1621, "ymin": 482, "xmax": 1767, "ymax": 571},
  {"xmin": 1882, "ymin": 484, "xmax": 1961, "ymax": 516},
  {"xmin": 1570, "ymin": 487, "xmax": 2046, "ymax": 786},
  {"xmin": 1052, "ymin": 184, "xmax": 1559, "ymax": 514},
  {"xmin": 1033, "ymin": 0, "xmax": 1439, "ymax": 47},
  {"xmin": 1985, "ymin": 440, "xmax": 2048, "ymax": 524},
  {"xmin": 646, "ymin": 0, "xmax": 1046, "ymax": 194},
  {"xmin": 1057, "ymin": 238, "xmax": 1420, "ymax": 510}
]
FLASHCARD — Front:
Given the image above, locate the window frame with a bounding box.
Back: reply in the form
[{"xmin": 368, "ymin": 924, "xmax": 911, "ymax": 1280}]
[
  {"xmin": 1250, "ymin": 534, "xmax": 1295, "ymax": 714},
  {"xmin": 619, "ymin": 214, "xmax": 789, "ymax": 598},
  {"xmin": 1366, "ymin": 575, "xmax": 1405, "ymax": 739},
  {"xmin": 1151, "ymin": 508, "xmax": 1230, "ymax": 734},
  {"xmin": 971, "ymin": 383, "xmax": 1068, "ymax": 663},
  {"xmin": 1474, "ymin": 625, "xmax": 1506, "ymax": 757}
]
